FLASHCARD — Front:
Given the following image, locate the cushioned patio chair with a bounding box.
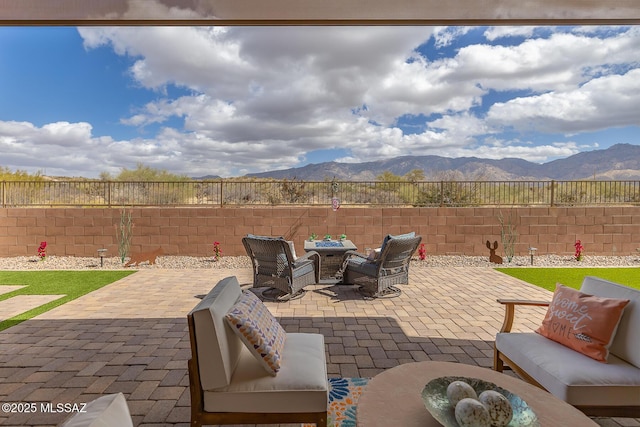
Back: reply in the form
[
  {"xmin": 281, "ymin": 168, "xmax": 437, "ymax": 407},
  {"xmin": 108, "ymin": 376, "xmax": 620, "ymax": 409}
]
[
  {"xmin": 340, "ymin": 233, "xmax": 422, "ymax": 298},
  {"xmin": 242, "ymin": 235, "xmax": 320, "ymax": 301},
  {"xmin": 187, "ymin": 276, "xmax": 328, "ymax": 427}
]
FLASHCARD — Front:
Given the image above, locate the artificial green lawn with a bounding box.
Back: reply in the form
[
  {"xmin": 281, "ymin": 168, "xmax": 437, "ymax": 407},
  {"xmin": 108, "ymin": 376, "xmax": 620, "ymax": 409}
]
[
  {"xmin": 0, "ymin": 271, "xmax": 135, "ymax": 331},
  {"xmin": 496, "ymin": 267, "xmax": 640, "ymax": 292}
]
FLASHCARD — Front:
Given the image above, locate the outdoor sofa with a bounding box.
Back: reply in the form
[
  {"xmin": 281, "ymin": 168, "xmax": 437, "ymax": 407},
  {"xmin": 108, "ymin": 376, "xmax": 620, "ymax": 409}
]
[{"xmin": 494, "ymin": 276, "xmax": 640, "ymax": 417}]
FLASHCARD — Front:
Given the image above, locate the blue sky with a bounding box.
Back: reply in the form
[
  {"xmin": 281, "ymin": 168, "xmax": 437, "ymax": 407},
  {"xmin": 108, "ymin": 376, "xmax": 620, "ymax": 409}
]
[{"xmin": 0, "ymin": 25, "xmax": 639, "ymax": 178}]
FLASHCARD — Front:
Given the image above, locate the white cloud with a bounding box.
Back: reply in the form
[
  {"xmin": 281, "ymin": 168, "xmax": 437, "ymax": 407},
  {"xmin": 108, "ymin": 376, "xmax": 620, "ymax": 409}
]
[
  {"xmin": 451, "ymin": 29, "xmax": 640, "ymax": 92},
  {"xmin": 3, "ymin": 26, "xmax": 638, "ymax": 178},
  {"xmin": 455, "ymin": 141, "xmax": 584, "ymax": 163},
  {"xmin": 487, "ymin": 68, "xmax": 640, "ymax": 134},
  {"xmin": 0, "ymin": 120, "xmax": 112, "ymax": 176},
  {"xmin": 432, "ymin": 26, "xmax": 473, "ymax": 47},
  {"xmin": 484, "ymin": 26, "xmax": 538, "ymax": 41},
  {"xmin": 0, "ymin": 120, "xmax": 93, "ymax": 147},
  {"xmin": 40, "ymin": 122, "xmax": 93, "ymax": 146}
]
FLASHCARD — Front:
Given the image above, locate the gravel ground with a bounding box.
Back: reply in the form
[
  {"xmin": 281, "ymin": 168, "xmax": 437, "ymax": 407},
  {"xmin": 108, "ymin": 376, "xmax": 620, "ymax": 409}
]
[{"xmin": 0, "ymin": 254, "xmax": 638, "ymax": 270}]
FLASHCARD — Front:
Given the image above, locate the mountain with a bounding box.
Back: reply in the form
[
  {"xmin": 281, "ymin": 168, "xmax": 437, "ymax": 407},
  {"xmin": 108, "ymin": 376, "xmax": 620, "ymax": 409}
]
[
  {"xmin": 540, "ymin": 143, "xmax": 640, "ymax": 180},
  {"xmin": 244, "ymin": 144, "xmax": 640, "ymax": 181}
]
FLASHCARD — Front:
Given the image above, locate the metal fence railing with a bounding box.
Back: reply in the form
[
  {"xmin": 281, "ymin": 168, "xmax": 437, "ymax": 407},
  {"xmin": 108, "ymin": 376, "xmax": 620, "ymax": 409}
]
[{"xmin": 1, "ymin": 180, "xmax": 639, "ymax": 207}]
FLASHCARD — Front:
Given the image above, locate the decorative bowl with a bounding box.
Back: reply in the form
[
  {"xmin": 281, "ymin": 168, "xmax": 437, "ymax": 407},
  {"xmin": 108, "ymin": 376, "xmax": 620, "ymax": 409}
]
[{"xmin": 421, "ymin": 376, "xmax": 540, "ymax": 427}]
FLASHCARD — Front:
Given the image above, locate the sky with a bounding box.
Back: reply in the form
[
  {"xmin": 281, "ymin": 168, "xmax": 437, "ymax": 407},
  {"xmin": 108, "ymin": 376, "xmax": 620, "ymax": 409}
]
[{"xmin": 0, "ymin": 25, "xmax": 639, "ymax": 178}]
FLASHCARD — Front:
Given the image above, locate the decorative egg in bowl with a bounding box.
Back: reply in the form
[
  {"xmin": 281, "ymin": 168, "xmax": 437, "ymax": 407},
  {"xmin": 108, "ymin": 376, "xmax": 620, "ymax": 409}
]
[{"xmin": 421, "ymin": 376, "xmax": 540, "ymax": 427}]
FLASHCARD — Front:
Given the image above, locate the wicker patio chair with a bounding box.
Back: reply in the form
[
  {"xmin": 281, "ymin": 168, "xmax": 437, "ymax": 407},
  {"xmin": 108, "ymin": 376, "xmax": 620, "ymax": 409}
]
[
  {"xmin": 340, "ymin": 234, "xmax": 422, "ymax": 298},
  {"xmin": 242, "ymin": 235, "xmax": 320, "ymax": 301}
]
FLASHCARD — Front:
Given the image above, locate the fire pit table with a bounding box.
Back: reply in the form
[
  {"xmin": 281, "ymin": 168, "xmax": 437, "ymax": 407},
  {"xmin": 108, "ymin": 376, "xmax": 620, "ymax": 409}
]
[{"xmin": 304, "ymin": 239, "xmax": 357, "ymax": 283}]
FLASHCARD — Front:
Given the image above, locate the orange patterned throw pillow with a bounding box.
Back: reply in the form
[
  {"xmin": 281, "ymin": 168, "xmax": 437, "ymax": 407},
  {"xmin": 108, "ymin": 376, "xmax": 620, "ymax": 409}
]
[
  {"xmin": 536, "ymin": 283, "xmax": 630, "ymax": 362},
  {"xmin": 225, "ymin": 291, "xmax": 287, "ymax": 375}
]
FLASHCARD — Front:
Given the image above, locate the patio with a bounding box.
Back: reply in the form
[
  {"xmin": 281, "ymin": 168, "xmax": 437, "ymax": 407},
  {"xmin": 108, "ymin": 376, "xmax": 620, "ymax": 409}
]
[{"xmin": 0, "ymin": 266, "xmax": 637, "ymax": 426}]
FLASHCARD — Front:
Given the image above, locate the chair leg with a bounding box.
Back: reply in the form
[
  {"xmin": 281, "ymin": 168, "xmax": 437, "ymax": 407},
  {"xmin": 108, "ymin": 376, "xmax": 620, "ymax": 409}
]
[
  {"xmin": 261, "ymin": 287, "xmax": 306, "ymax": 302},
  {"xmin": 358, "ymin": 285, "xmax": 402, "ymax": 299},
  {"xmin": 493, "ymin": 347, "xmax": 504, "ymax": 372}
]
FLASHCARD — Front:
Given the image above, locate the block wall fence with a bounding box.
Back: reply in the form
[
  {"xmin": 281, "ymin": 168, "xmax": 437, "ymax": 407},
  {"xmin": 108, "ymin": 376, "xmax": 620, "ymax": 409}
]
[{"xmin": 0, "ymin": 206, "xmax": 638, "ymax": 259}]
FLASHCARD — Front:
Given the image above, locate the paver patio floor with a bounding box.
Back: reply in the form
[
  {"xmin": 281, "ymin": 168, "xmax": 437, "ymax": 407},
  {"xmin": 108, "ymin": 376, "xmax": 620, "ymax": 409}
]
[
  {"xmin": 0, "ymin": 266, "xmax": 637, "ymax": 426},
  {"xmin": 0, "ymin": 295, "xmax": 65, "ymax": 322}
]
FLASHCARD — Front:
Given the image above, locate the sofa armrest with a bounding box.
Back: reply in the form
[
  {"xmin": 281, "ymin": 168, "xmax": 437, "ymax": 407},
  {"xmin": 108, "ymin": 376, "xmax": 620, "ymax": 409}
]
[
  {"xmin": 335, "ymin": 251, "xmax": 370, "ymax": 280},
  {"xmin": 297, "ymin": 250, "xmax": 319, "ymax": 263},
  {"xmin": 341, "ymin": 250, "xmax": 367, "ymax": 261},
  {"xmin": 497, "ymin": 299, "xmax": 550, "ymax": 333},
  {"xmin": 296, "ymin": 250, "xmax": 320, "ymax": 281}
]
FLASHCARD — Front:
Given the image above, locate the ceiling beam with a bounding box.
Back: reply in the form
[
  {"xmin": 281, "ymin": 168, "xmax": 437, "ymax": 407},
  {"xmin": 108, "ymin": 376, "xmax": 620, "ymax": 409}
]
[{"xmin": 1, "ymin": 0, "xmax": 639, "ymax": 26}]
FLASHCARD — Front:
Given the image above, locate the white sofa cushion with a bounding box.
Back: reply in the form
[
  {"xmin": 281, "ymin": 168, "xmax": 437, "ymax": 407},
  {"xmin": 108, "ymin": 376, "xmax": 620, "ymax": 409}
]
[
  {"xmin": 189, "ymin": 276, "xmax": 244, "ymax": 390},
  {"xmin": 61, "ymin": 393, "xmax": 133, "ymax": 427},
  {"xmin": 580, "ymin": 276, "xmax": 640, "ymax": 368},
  {"xmin": 496, "ymin": 332, "xmax": 640, "ymax": 407},
  {"xmin": 204, "ymin": 333, "xmax": 328, "ymax": 413}
]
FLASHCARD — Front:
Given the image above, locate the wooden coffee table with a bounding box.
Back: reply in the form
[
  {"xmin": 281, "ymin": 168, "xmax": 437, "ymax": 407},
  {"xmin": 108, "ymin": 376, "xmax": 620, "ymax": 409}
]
[{"xmin": 356, "ymin": 361, "xmax": 597, "ymax": 427}]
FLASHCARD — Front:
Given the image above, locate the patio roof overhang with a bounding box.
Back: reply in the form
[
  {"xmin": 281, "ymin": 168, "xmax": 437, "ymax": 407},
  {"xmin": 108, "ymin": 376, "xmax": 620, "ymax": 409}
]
[{"xmin": 0, "ymin": 0, "xmax": 639, "ymax": 26}]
